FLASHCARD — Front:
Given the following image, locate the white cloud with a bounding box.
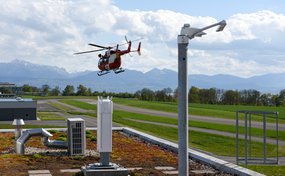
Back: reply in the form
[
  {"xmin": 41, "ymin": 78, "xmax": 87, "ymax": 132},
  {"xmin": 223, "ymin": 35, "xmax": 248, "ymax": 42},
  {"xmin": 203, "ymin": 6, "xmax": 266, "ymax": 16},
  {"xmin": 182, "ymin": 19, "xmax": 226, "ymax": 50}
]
[
  {"xmin": 0, "ymin": 1, "xmax": 285, "ymax": 77},
  {"xmin": 189, "ymin": 50, "xmax": 285, "ymax": 77}
]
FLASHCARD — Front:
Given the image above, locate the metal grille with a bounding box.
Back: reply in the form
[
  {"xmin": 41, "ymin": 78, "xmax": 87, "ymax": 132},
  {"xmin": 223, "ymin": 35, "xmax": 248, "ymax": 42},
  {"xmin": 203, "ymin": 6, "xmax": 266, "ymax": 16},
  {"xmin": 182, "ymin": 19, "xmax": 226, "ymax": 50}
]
[
  {"xmin": 67, "ymin": 118, "xmax": 86, "ymax": 156},
  {"xmin": 72, "ymin": 122, "xmax": 82, "ymax": 154}
]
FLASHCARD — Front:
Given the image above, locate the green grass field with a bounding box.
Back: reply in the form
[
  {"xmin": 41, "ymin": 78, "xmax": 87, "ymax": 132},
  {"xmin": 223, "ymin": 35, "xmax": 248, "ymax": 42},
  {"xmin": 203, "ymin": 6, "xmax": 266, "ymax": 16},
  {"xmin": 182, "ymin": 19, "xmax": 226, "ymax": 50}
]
[
  {"xmin": 37, "ymin": 112, "xmax": 65, "ymax": 121},
  {"xmin": 246, "ymin": 165, "xmax": 285, "ymax": 176},
  {"xmin": 114, "ymin": 110, "xmax": 285, "ymax": 140},
  {"xmin": 57, "ymin": 99, "xmax": 284, "ymax": 140},
  {"xmin": 59, "ymin": 99, "xmax": 97, "ymax": 110},
  {"xmin": 25, "ymin": 97, "xmax": 285, "ymax": 175},
  {"xmin": 113, "ymin": 115, "xmax": 284, "ymax": 157},
  {"xmin": 113, "ymin": 98, "xmax": 285, "ymax": 123}
]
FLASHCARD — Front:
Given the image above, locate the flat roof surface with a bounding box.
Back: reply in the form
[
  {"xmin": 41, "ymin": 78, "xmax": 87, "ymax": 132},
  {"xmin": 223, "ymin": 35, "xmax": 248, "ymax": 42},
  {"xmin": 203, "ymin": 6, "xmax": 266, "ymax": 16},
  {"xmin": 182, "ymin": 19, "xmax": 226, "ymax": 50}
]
[
  {"xmin": 67, "ymin": 118, "xmax": 85, "ymax": 122},
  {"xmin": 0, "ymin": 98, "xmax": 34, "ymax": 102}
]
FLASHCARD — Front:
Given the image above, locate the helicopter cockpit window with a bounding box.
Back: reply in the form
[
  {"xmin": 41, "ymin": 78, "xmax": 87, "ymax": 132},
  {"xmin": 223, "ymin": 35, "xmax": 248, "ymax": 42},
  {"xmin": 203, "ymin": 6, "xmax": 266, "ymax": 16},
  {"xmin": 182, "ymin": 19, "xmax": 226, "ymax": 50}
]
[{"xmin": 98, "ymin": 58, "xmax": 103, "ymax": 65}]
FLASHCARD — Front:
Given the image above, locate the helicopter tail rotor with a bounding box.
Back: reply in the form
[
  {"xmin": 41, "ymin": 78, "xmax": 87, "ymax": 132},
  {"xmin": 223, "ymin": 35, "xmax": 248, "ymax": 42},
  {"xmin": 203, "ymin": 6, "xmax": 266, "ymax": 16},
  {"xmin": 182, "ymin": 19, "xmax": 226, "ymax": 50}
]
[
  {"xmin": 137, "ymin": 42, "xmax": 141, "ymax": 56},
  {"xmin": 130, "ymin": 42, "xmax": 141, "ymax": 55}
]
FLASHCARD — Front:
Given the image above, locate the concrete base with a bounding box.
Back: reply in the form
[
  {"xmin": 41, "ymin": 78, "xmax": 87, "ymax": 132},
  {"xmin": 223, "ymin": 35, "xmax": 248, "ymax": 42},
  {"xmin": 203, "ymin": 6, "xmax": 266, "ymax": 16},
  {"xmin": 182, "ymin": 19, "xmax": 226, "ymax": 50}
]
[{"xmin": 82, "ymin": 163, "xmax": 128, "ymax": 176}]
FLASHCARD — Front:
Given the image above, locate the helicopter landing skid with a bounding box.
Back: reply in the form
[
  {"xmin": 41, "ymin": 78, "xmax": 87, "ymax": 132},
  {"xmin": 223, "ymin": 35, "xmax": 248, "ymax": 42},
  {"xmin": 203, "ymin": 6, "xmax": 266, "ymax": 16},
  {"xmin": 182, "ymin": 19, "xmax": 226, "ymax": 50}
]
[
  {"xmin": 97, "ymin": 70, "xmax": 110, "ymax": 76},
  {"xmin": 114, "ymin": 68, "xmax": 125, "ymax": 74}
]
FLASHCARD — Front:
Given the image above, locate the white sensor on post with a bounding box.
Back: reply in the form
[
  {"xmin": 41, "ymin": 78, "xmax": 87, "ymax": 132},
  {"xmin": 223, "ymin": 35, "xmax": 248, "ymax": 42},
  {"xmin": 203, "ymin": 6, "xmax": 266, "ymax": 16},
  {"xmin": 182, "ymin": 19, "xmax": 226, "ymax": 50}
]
[{"xmin": 97, "ymin": 97, "xmax": 113, "ymax": 153}]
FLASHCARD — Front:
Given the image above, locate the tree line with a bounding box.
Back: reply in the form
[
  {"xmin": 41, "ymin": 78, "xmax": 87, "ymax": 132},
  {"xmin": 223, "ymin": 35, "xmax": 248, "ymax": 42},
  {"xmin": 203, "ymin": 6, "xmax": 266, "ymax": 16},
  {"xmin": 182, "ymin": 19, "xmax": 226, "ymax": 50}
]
[
  {"xmin": 188, "ymin": 86, "xmax": 285, "ymax": 106},
  {"xmin": 17, "ymin": 84, "xmax": 134, "ymax": 98},
  {"xmin": 1, "ymin": 84, "xmax": 284, "ymax": 106},
  {"xmin": 135, "ymin": 87, "xmax": 285, "ymax": 106}
]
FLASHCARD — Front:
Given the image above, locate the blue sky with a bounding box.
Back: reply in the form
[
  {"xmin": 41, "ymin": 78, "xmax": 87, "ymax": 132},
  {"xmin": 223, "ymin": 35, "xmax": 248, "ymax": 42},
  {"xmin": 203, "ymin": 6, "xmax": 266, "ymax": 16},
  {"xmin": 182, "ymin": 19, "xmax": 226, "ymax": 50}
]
[{"xmin": 0, "ymin": 0, "xmax": 285, "ymax": 77}]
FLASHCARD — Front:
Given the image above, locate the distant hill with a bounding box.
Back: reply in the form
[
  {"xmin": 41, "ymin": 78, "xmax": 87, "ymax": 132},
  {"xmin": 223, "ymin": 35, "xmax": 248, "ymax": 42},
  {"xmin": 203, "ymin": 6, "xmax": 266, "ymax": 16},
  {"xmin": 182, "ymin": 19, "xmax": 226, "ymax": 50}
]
[{"xmin": 0, "ymin": 60, "xmax": 284, "ymax": 93}]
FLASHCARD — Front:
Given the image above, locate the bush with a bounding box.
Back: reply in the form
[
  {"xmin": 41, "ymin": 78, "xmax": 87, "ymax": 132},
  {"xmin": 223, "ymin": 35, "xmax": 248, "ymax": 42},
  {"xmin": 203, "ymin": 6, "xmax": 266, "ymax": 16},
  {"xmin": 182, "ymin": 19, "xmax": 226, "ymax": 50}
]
[
  {"xmin": 57, "ymin": 137, "xmax": 67, "ymax": 141},
  {"xmin": 90, "ymin": 136, "xmax": 97, "ymax": 142},
  {"xmin": 48, "ymin": 130, "xmax": 57, "ymax": 134}
]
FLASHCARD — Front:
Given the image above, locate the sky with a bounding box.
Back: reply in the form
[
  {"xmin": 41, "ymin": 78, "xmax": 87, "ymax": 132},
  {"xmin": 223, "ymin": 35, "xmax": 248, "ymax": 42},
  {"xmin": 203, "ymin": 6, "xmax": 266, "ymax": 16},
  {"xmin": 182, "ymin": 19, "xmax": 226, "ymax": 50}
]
[{"xmin": 0, "ymin": 0, "xmax": 285, "ymax": 78}]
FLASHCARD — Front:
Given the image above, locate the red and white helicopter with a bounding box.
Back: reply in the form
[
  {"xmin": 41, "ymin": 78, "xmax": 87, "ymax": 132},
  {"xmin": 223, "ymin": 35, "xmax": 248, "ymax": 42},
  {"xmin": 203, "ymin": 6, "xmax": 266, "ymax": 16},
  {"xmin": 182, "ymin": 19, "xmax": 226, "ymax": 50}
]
[{"xmin": 74, "ymin": 37, "xmax": 141, "ymax": 76}]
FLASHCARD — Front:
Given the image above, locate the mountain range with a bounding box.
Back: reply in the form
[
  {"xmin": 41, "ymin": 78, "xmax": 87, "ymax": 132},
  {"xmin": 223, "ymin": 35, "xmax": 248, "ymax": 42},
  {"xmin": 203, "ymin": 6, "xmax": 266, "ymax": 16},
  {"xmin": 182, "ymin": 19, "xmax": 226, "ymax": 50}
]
[{"xmin": 0, "ymin": 60, "xmax": 284, "ymax": 93}]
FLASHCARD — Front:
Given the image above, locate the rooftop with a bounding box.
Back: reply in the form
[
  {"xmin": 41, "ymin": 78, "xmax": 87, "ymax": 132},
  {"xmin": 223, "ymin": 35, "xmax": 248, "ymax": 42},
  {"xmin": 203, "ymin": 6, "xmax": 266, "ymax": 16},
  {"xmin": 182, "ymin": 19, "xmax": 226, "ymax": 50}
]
[{"xmin": 0, "ymin": 98, "xmax": 34, "ymax": 102}]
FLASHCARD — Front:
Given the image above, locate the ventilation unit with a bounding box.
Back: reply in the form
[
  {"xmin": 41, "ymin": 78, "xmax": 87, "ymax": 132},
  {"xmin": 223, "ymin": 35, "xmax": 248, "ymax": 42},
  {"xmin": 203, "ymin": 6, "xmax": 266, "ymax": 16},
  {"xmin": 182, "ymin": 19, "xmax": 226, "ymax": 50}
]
[{"xmin": 67, "ymin": 118, "xmax": 86, "ymax": 156}]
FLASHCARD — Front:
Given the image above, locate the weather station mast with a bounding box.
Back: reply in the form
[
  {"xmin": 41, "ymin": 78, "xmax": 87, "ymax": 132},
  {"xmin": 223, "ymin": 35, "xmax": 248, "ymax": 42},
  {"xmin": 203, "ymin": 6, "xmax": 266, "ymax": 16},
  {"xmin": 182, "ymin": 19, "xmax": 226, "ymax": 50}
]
[{"xmin": 177, "ymin": 20, "xmax": 227, "ymax": 176}]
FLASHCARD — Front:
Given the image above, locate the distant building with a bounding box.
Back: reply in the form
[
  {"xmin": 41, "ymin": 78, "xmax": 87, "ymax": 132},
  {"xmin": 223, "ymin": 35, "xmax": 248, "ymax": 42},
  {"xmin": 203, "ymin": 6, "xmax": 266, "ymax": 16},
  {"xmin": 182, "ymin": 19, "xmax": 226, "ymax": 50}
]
[
  {"xmin": 0, "ymin": 82, "xmax": 15, "ymax": 87},
  {"xmin": 0, "ymin": 82, "xmax": 21, "ymax": 96},
  {"xmin": 0, "ymin": 97, "xmax": 37, "ymax": 121}
]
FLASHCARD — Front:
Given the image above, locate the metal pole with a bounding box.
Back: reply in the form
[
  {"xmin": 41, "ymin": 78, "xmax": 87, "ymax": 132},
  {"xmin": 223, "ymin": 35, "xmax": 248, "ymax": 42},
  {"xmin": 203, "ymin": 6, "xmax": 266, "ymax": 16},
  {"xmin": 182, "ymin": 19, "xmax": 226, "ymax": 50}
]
[
  {"xmin": 236, "ymin": 111, "xmax": 239, "ymax": 165},
  {"xmin": 263, "ymin": 113, "xmax": 267, "ymax": 163},
  {"xmin": 100, "ymin": 152, "xmax": 110, "ymax": 166},
  {"xmin": 178, "ymin": 34, "xmax": 189, "ymax": 176},
  {"xmin": 249, "ymin": 113, "xmax": 252, "ymax": 159},
  {"xmin": 276, "ymin": 112, "xmax": 279, "ymax": 164},
  {"xmin": 245, "ymin": 112, "xmax": 248, "ymax": 165}
]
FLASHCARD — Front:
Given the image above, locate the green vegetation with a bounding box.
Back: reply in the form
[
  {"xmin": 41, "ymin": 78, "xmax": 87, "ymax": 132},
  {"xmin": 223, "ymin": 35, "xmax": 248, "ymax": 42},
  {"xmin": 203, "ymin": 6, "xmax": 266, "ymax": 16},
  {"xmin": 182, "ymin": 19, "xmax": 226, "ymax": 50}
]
[
  {"xmin": 2, "ymin": 95, "xmax": 283, "ymax": 175},
  {"xmin": 113, "ymin": 98, "xmax": 177, "ymax": 112},
  {"xmin": 37, "ymin": 112, "xmax": 65, "ymax": 121},
  {"xmin": 86, "ymin": 130, "xmax": 96, "ymax": 140},
  {"xmin": 32, "ymin": 153, "xmax": 44, "ymax": 159},
  {"xmin": 48, "ymin": 130, "xmax": 57, "ymax": 134},
  {"xmin": 56, "ymin": 99, "xmax": 284, "ymax": 140},
  {"xmin": 246, "ymin": 165, "xmax": 285, "ymax": 176},
  {"xmin": 57, "ymin": 134, "xmax": 67, "ymax": 141},
  {"xmin": 113, "ymin": 115, "xmax": 284, "ymax": 157},
  {"xmin": 67, "ymin": 111, "xmax": 97, "ymax": 117},
  {"xmin": 113, "ymin": 98, "xmax": 285, "ymax": 122},
  {"xmin": 113, "ymin": 110, "xmax": 284, "ymax": 140},
  {"xmin": 59, "ymin": 99, "xmax": 97, "ymax": 110}
]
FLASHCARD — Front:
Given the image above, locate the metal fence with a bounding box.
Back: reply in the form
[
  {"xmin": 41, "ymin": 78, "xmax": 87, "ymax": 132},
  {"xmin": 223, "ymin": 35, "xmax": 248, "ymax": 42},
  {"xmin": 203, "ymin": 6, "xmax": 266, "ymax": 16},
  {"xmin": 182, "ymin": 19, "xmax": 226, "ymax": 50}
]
[{"xmin": 236, "ymin": 110, "xmax": 279, "ymax": 165}]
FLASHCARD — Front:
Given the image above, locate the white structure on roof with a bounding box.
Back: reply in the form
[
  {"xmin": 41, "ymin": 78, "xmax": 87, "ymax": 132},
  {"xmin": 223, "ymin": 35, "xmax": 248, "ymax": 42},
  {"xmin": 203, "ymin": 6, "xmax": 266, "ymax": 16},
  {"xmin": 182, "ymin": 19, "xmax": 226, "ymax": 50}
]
[
  {"xmin": 67, "ymin": 118, "xmax": 86, "ymax": 156},
  {"xmin": 82, "ymin": 97, "xmax": 128, "ymax": 176},
  {"xmin": 12, "ymin": 118, "xmax": 25, "ymax": 139},
  {"xmin": 97, "ymin": 96, "xmax": 113, "ymax": 154}
]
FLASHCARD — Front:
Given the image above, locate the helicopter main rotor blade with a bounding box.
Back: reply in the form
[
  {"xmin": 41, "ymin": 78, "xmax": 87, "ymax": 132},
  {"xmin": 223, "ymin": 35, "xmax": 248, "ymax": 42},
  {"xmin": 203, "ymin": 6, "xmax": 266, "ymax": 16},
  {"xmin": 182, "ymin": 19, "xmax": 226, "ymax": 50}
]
[
  {"xmin": 88, "ymin": 43, "xmax": 109, "ymax": 49},
  {"xmin": 118, "ymin": 37, "xmax": 144, "ymax": 46},
  {"xmin": 74, "ymin": 48, "xmax": 105, "ymax": 55}
]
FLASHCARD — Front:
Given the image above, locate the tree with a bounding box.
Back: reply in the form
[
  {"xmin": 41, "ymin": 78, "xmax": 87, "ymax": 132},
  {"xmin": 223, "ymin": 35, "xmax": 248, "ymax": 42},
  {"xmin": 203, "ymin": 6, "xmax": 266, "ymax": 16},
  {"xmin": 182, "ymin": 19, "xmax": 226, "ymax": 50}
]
[
  {"xmin": 173, "ymin": 88, "xmax": 178, "ymax": 101},
  {"xmin": 155, "ymin": 90, "xmax": 167, "ymax": 101},
  {"xmin": 208, "ymin": 88, "xmax": 218, "ymax": 104},
  {"xmin": 189, "ymin": 86, "xmax": 200, "ymax": 103},
  {"xmin": 197, "ymin": 88, "xmax": 209, "ymax": 104},
  {"xmin": 51, "ymin": 86, "xmax": 61, "ymax": 96},
  {"xmin": 62, "ymin": 85, "xmax": 75, "ymax": 96},
  {"xmin": 140, "ymin": 88, "xmax": 155, "ymax": 101},
  {"xmin": 134, "ymin": 90, "xmax": 142, "ymax": 99},
  {"xmin": 87, "ymin": 88, "xmax": 92, "ymax": 96},
  {"xmin": 41, "ymin": 84, "xmax": 50, "ymax": 96},
  {"xmin": 22, "ymin": 84, "xmax": 33, "ymax": 92},
  {"xmin": 76, "ymin": 84, "xmax": 88, "ymax": 96},
  {"xmin": 162, "ymin": 88, "xmax": 174, "ymax": 101},
  {"xmin": 247, "ymin": 89, "xmax": 260, "ymax": 105},
  {"xmin": 222, "ymin": 90, "xmax": 239, "ymax": 105},
  {"xmin": 278, "ymin": 89, "xmax": 285, "ymax": 106},
  {"xmin": 259, "ymin": 93, "xmax": 271, "ymax": 106}
]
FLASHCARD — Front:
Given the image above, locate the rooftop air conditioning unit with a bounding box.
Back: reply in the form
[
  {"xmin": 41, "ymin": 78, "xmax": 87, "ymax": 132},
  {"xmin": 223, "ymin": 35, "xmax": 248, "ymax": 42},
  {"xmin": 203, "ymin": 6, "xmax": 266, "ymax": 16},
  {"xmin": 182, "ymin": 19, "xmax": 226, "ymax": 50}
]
[{"xmin": 67, "ymin": 118, "xmax": 86, "ymax": 156}]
